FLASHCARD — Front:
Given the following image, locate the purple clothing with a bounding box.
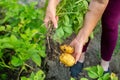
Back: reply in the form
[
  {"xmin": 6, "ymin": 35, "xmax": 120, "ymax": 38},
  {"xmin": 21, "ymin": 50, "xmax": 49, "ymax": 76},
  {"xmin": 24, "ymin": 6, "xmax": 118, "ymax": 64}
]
[
  {"xmin": 83, "ymin": 0, "xmax": 120, "ymax": 61},
  {"xmin": 101, "ymin": 0, "xmax": 120, "ymax": 61}
]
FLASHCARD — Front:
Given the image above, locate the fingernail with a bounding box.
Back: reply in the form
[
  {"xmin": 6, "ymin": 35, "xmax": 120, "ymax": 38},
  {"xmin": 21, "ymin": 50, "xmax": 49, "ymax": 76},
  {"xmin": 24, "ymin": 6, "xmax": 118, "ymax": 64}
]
[{"xmin": 55, "ymin": 24, "xmax": 58, "ymax": 28}]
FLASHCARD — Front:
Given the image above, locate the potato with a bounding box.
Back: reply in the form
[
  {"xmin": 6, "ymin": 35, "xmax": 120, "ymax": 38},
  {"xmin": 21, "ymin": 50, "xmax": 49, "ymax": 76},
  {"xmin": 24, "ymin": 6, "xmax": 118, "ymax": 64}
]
[
  {"xmin": 59, "ymin": 53, "xmax": 75, "ymax": 67},
  {"xmin": 60, "ymin": 45, "xmax": 74, "ymax": 54}
]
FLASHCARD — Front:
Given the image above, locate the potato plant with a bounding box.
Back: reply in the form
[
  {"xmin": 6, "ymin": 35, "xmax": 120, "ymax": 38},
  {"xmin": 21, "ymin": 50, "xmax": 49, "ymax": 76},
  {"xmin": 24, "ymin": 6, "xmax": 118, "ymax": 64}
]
[
  {"xmin": 83, "ymin": 65, "xmax": 118, "ymax": 80},
  {"xmin": 53, "ymin": 0, "xmax": 88, "ymax": 43},
  {"xmin": 0, "ymin": 0, "xmax": 47, "ymax": 79}
]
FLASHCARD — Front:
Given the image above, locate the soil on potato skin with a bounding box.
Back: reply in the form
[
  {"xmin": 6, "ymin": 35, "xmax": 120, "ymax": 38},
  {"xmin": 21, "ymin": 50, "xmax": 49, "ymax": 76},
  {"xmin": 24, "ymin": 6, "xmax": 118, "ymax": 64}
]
[{"xmin": 44, "ymin": 29, "xmax": 120, "ymax": 80}]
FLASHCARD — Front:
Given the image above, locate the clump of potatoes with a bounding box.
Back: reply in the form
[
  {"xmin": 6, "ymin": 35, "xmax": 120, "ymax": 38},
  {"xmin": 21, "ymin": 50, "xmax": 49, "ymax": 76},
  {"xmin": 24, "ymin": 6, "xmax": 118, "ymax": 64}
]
[{"xmin": 59, "ymin": 45, "xmax": 75, "ymax": 67}]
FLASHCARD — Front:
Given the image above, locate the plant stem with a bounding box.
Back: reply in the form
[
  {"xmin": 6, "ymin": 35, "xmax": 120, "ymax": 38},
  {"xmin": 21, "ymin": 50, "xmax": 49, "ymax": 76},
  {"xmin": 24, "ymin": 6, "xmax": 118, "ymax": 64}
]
[
  {"xmin": 0, "ymin": 58, "xmax": 13, "ymax": 69},
  {"xmin": 17, "ymin": 66, "xmax": 24, "ymax": 80},
  {"xmin": 24, "ymin": 63, "xmax": 34, "ymax": 70},
  {"xmin": 57, "ymin": 12, "xmax": 78, "ymax": 16}
]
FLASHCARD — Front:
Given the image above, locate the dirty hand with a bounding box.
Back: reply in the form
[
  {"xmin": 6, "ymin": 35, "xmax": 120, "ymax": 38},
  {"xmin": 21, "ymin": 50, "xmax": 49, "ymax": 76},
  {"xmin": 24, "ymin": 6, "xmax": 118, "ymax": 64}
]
[{"xmin": 44, "ymin": 0, "xmax": 59, "ymax": 28}]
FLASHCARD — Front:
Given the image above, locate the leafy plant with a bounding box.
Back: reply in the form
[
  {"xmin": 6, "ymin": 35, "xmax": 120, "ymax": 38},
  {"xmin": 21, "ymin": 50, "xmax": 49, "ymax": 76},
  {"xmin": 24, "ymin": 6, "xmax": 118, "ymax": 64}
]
[
  {"xmin": 21, "ymin": 70, "xmax": 45, "ymax": 80},
  {"xmin": 70, "ymin": 77, "xmax": 76, "ymax": 80},
  {"xmin": 0, "ymin": 0, "xmax": 46, "ymax": 79},
  {"xmin": 80, "ymin": 78, "xmax": 88, "ymax": 80},
  {"xmin": 84, "ymin": 65, "xmax": 118, "ymax": 80},
  {"xmin": 53, "ymin": 0, "xmax": 89, "ymax": 43}
]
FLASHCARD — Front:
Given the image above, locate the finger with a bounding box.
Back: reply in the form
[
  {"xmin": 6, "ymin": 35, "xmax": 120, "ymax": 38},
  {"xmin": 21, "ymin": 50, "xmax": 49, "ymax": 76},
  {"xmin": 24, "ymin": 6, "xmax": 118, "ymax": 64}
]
[
  {"xmin": 44, "ymin": 17, "xmax": 50, "ymax": 28},
  {"xmin": 51, "ymin": 16, "xmax": 58, "ymax": 28},
  {"xmin": 73, "ymin": 52, "xmax": 76, "ymax": 58},
  {"xmin": 56, "ymin": 16, "xmax": 59, "ymax": 22},
  {"xmin": 75, "ymin": 53, "xmax": 81, "ymax": 63},
  {"xmin": 75, "ymin": 46, "xmax": 83, "ymax": 63},
  {"xmin": 70, "ymin": 41, "xmax": 74, "ymax": 47}
]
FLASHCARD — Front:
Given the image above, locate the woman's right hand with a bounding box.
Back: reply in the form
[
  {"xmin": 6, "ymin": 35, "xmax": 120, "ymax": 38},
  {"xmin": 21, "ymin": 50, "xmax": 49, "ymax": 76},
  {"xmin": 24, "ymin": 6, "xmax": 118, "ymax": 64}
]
[{"xmin": 44, "ymin": 0, "xmax": 59, "ymax": 28}]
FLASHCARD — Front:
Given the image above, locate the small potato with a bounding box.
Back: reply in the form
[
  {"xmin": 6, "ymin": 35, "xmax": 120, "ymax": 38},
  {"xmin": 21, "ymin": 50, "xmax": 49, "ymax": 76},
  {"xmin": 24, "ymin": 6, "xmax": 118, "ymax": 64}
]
[
  {"xmin": 60, "ymin": 45, "xmax": 74, "ymax": 54},
  {"xmin": 59, "ymin": 53, "xmax": 75, "ymax": 67}
]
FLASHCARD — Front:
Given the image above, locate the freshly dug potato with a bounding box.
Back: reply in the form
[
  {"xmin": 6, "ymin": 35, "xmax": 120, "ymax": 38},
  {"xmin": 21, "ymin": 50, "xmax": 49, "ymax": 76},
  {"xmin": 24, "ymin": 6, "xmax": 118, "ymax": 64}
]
[
  {"xmin": 60, "ymin": 45, "xmax": 74, "ymax": 54},
  {"xmin": 59, "ymin": 53, "xmax": 75, "ymax": 67}
]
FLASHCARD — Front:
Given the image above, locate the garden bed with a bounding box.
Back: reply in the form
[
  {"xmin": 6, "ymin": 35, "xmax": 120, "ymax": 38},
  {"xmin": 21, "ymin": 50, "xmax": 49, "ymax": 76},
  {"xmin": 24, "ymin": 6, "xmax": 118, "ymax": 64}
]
[{"xmin": 0, "ymin": 0, "xmax": 120, "ymax": 80}]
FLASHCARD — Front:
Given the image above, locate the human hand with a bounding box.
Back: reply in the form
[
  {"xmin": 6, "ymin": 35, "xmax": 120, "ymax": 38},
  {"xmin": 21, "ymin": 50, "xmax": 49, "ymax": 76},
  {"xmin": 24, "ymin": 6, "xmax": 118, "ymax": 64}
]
[
  {"xmin": 44, "ymin": 0, "xmax": 59, "ymax": 28},
  {"xmin": 70, "ymin": 29, "xmax": 88, "ymax": 63},
  {"xmin": 70, "ymin": 38, "xmax": 84, "ymax": 63}
]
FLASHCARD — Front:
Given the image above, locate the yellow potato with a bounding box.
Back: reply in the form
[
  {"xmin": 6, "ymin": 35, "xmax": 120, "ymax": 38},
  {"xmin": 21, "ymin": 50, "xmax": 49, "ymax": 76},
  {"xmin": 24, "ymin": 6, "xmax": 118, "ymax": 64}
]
[
  {"xmin": 60, "ymin": 45, "xmax": 74, "ymax": 54},
  {"xmin": 59, "ymin": 53, "xmax": 75, "ymax": 67}
]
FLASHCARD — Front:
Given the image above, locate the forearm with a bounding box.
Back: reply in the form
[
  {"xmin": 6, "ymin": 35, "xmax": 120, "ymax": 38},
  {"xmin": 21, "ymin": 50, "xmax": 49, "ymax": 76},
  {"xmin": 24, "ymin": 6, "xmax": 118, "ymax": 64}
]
[
  {"xmin": 48, "ymin": 0, "xmax": 60, "ymax": 8},
  {"xmin": 76, "ymin": 0, "xmax": 109, "ymax": 43}
]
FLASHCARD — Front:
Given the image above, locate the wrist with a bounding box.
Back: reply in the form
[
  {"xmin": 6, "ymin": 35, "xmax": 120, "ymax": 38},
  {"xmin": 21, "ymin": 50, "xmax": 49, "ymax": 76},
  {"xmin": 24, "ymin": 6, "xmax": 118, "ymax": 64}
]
[
  {"xmin": 76, "ymin": 28, "xmax": 89, "ymax": 45},
  {"xmin": 48, "ymin": 0, "xmax": 59, "ymax": 8}
]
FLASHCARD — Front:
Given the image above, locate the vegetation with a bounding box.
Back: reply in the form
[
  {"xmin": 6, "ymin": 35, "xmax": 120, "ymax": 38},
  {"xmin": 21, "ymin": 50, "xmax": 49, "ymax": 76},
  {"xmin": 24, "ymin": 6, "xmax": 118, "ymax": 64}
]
[
  {"xmin": 0, "ymin": 0, "xmax": 46, "ymax": 79},
  {"xmin": 70, "ymin": 65, "xmax": 118, "ymax": 80}
]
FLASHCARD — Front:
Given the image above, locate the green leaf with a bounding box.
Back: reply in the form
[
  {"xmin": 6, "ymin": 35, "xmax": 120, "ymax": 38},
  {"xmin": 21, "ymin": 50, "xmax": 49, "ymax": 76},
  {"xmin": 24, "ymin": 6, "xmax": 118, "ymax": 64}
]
[
  {"xmin": 77, "ymin": 13, "xmax": 83, "ymax": 25},
  {"xmin": 10, "ymin": 35, "xmax": 18, "ymax": 42},
  {"xmin": 83, "ymin": 0, "xmax": 88, "ymax": 10},
  {"xmin": 21, "ymin": 77, "xmax": 29, "ymax": 80},
  {"xmin": 84, "ymin": 66, "xmax": 99, "ymax": 79},
  {"xmin": 97, "ymin": 77, "xmax": 103, "ymax": 80},
  {"xmin": 84, "ymin": 66, "xmax": 97, "ymax": 72},
  {"xmin": 25, "ymin": 28, "xmax": 31, "ymax": 36},
  {"xmin": 11, "ymin": 56, "xmax": 23, "ymax": 67},
  {"xmin": 88, "ymin": 70, "xmax": 98, "ymax": 79},
  {"xmin": 84, "ymin": 67, "xmax": 93, "ymax": 71},
  {"xmin": 102, "ymin": 73, "xmax": 110, "ymax": 80},
  {"xmin": 53, "ymin": 27, "xmax": 64, "ymax": 43},
  {"xmin": 32, "ymin": 29, "xmax": 38, "ymax": 34},
  {"xmin": 0, "ymin": 38, "xmax": 9, "ymax": 43},
  {"xmin": 63, "ymin": 15, "xmax": 70, "ymax": 26},
  {"xmin": 64, "ymin": 15, "xmax": 69, "ymax": 24},
  {"xmin": 70, "ymin": 77, "xmax": 76, "ymax": 80},
  {"xmin": 39, "ymin": 24, "xmax": 47, "ymax": 34},
  {"xmin": 0, "ymin": 50, "xmax": 3, "ymax": 58},
  {"xmin": 80, "ymin": 78, "xmax": 88, "ymax": 80},
  {"xmin": 21, "ymin": 70, "xmax": 45, "ymax": 80},
  {"xmin": 20, "ymin": 34, "xmax": 28, "ymax": 40},
  {"xmin": 29, "ymin": 72, "xmax": 35, "ymax": 80},
  {"xmin": 90, "ymin": 32, "xmax": 94, "ymax": 39},
  {"xmin": 39, "ymin": 50, "xmax": 46, "ymax": 58},
  {"xmin": 55, "ymin": 27, "xmax": 64, "ymax": 38},
  {"xmin": 6, "ymin": 25, "xmax": 12, "ymax": 31},
  {"xmin": 31, "ymin": 53, "xmax": 41, "ymax": 66},
  {"xmin": 2, "ymin": 43, "xmax": 14, "ymax": 49},
  {"xmin": 91, "ymin": 66, "xmax": 98, "ymax": 72},
  {"xmin": 34, "ymin": 70, "xmax": 45, "ymax": 80},
  {"xmin": 63, "ymin": 27, "xmax": 73, "ymax": 34},
  {"xmin": 0, "ymin": 26, "xmax": 5, "ymax": 31},
  {"xmin": 18, "ymin": 52, "xmax": 31, "ymax": 61},
  {"xmin": 97, "ymin": 65, "xmax": 104, "ymax": 77}
]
